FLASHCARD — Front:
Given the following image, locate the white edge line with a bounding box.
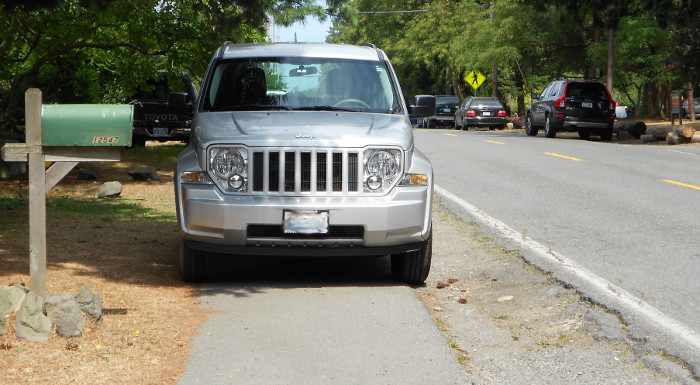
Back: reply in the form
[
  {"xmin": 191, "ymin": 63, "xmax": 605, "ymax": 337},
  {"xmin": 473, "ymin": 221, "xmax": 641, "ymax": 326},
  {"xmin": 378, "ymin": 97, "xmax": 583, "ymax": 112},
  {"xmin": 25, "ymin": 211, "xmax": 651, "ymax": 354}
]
[{"xmin": 434, "ymin": 184, "xmax": 700, "ymax": 354}]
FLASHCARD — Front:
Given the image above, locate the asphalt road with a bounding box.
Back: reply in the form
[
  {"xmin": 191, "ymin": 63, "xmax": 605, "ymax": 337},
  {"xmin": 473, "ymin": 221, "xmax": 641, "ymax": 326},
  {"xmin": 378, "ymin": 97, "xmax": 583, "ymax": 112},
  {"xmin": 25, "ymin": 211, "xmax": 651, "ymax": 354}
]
[
  {"xmin": 413, "ymin": 127, "xmax": 700, "ymax": 370},
  {"xmin": 176, "ymin": 256, "xmax": 469, "ymax": 385}
]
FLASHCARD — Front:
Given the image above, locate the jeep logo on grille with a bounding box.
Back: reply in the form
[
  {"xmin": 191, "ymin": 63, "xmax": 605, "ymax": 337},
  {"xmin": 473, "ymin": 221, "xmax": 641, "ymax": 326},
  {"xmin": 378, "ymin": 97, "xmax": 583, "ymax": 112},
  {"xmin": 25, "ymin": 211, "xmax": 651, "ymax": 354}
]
[{"xmin": 295, "ymin": 134, "xmax": 316, "ymax": 139}]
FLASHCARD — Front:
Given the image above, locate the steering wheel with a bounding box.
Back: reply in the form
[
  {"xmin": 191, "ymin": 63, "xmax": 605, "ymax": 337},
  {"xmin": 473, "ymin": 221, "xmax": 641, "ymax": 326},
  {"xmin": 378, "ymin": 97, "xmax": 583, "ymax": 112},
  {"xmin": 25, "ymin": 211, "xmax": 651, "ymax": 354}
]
[{"xmin": 333, "ymin": 98, "xmax": 371, "ymax": 109}]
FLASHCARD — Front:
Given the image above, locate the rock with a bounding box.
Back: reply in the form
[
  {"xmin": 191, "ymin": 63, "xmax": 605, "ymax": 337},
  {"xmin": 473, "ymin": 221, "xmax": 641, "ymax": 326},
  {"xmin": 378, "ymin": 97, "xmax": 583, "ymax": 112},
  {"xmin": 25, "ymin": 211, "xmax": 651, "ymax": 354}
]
[
  {"xmin": 0, "ymin": 285, "xmax": 27, "ymax": 335},
  {"xmin": 45, "ymin": 294, "xmax": 85, "ymax": 338},
  {"xmin": 98, "ymin": 181, "xmax": 122, "ymax": 198},
  {"xmin": 74, "ymin": 285, "xmax": 103, "ymax": 321},
  {"xmin": 497, "ymin": 295, "xmax": 514, "ymax": 303},
  {"xmin": 16, "ymin": 292, "xmax": 51, "ymax": 342},
  {"xmin": 77, "ymin": 168, "xmax": 97, "ymax": 180},
  {"xmin": 127, "ymin": 166, "xmax": 160, "ymax": 181},
  {"xmin": 0, "ymin": 286, "xmax": 27, "ymax": 313}
]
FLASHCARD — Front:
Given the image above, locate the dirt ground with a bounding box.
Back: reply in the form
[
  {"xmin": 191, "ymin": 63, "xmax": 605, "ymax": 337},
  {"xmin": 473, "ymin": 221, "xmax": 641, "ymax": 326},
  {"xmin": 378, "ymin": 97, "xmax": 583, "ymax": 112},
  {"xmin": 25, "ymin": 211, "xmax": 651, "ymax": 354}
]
[{"xmin": 0, "ymin": 143, "xmax": 203, "ymax": 385}]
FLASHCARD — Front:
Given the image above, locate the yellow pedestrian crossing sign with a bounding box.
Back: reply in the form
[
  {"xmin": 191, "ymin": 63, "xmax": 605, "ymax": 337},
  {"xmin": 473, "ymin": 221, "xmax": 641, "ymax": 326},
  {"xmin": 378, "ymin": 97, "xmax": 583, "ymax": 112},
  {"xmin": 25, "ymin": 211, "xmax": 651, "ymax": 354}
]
[{"xmin": 465, "ymin": 71, "xmax": 486, "ymax": 90}]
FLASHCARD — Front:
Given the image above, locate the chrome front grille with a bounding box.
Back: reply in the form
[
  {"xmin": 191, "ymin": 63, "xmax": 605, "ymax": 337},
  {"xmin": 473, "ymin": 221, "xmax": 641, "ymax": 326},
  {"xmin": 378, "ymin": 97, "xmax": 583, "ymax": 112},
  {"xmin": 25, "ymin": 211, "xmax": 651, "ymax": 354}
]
[{"xmin": 250, "ymin": 148, "xmax": 360, "ymax": 194}]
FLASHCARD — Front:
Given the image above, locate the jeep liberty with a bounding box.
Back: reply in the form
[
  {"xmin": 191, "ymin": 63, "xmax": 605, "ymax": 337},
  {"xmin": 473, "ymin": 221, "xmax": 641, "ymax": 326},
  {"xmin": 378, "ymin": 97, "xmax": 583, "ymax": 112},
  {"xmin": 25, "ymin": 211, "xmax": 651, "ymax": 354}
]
[{"xmin": 171, "ymin": 42, "xmax": 435, "ymax": 285}]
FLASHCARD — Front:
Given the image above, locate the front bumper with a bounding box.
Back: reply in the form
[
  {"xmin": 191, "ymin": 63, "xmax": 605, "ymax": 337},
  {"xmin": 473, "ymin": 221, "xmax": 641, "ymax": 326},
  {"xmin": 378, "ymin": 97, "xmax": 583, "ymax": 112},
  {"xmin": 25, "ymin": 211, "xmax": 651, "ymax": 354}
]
[
  {"xmin": 177, "ymin": 183, "xmax": 432, "ymax": 255},
  {"xmin": 133, "ymin": 126, "xmax": 191, "ymax": 140}
]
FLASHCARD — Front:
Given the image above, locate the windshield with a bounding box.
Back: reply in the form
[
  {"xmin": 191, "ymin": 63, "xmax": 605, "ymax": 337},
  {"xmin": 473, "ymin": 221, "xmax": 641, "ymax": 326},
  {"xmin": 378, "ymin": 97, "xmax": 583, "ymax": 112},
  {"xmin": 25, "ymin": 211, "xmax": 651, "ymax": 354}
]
[{"xmin": 202, "ymin": 57, "xmax": 399, "ymax": 113}]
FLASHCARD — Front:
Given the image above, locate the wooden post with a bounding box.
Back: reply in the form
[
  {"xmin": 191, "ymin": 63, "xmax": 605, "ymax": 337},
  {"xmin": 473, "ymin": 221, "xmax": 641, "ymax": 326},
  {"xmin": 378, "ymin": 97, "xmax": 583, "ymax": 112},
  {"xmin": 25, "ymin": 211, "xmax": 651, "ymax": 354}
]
[{"xmin": 25, "ymin": 89, "xmax": 47, "ymax": 298}]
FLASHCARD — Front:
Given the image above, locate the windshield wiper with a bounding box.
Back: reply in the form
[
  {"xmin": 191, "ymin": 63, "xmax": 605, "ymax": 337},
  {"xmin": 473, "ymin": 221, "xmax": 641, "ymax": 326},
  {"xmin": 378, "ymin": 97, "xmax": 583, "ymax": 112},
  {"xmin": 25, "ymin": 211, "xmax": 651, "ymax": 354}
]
[
  {"xmin": 215, "ymin": 104, "xmax": 292, "ymax": 111},
  {"xmin": 292, "ymin": 105, "xmax": 360, "ymax": 112}
]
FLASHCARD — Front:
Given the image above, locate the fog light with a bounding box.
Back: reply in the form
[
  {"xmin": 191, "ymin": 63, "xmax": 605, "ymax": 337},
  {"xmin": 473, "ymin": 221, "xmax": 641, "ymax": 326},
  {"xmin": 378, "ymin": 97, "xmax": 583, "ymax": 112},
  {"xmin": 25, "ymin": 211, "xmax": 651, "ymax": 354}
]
[
  {"xmin": 367, "ymin": 175, "xmax": 382, "ymax": 190},
  {"xmin": 228, "ymin": 174, "xmax": 245, "ymax": 190}
]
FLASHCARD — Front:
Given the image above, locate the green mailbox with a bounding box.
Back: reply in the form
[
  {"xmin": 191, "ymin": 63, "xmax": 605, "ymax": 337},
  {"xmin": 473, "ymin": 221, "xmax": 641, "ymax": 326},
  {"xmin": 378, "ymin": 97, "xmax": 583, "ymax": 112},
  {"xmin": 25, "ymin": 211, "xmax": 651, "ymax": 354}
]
[{"xmin": 42, "ymin": 104, "xmax": 133, "ymax": 146}]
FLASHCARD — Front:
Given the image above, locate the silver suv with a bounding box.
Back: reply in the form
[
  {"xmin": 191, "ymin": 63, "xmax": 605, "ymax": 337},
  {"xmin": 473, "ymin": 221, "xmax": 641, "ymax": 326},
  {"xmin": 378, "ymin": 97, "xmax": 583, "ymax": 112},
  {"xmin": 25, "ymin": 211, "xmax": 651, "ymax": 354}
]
[{"xmin": 171, "ymin": 42, "xmax": 435, "ymax": 285}]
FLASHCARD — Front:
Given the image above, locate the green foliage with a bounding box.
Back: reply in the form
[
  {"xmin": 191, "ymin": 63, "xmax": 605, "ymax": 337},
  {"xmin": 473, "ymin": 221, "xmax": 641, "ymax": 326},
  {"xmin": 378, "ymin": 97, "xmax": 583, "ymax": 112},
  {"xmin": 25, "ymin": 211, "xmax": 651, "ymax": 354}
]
[
  {"xmin": 330, "ymin": 0, "xmax": 700, "ymax": 118},
  {"xmin": 0, "ymin": 0, "xmax": 327, "ymax": 140}
]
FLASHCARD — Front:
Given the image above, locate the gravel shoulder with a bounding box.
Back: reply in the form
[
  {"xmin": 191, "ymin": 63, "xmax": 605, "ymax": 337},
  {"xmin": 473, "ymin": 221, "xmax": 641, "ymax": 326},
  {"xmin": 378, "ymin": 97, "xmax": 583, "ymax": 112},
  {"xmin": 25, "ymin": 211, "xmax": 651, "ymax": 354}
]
[{"xmin": 418, "ymin": 200, "xmax": 696, "ymax": 384}]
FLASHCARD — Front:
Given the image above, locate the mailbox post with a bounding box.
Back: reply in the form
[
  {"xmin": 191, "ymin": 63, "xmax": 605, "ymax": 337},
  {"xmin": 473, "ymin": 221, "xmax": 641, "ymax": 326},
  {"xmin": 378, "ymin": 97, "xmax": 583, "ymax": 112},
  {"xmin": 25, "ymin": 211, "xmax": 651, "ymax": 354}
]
[{"xmin": 0, "ymin": 88, "xmax": 132, "ymax": 297}]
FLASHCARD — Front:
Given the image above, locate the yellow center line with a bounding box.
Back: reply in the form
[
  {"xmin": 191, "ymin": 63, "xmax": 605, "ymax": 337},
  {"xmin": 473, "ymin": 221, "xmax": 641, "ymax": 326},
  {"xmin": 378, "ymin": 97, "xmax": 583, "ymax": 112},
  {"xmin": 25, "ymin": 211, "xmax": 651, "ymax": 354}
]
[
  {"xmin": 544, "ymin": 152, "xmax": 582, "ymax": 161},
  {"xmin": 663, "ymin": 179, "xmax": 700, "ymax": 191},
  {"xmin": 443, "ymin": 133, "xmax": 457, "ymax": 137},
  {"xmin": 485, "ymin": 140, "xmax": 506, "ymax": 145}
]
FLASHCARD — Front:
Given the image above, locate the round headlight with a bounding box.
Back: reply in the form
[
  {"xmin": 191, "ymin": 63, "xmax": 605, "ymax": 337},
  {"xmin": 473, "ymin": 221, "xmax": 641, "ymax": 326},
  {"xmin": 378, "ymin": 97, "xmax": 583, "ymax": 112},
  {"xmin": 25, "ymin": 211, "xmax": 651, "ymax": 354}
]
[
  {"xmin": 366, "ymin": 151, "xmax": 398, "ymax": 179},
  {"xmin": 228, "ymin": 174, "xmax": 245, "ymax": 190},
  {"xmin": 211, "ymin": 149, "xmax": 245, "ymax": 179},
  {"xmin": 366, "ymin": 175, "xmax": 382, "ymax": 190}
]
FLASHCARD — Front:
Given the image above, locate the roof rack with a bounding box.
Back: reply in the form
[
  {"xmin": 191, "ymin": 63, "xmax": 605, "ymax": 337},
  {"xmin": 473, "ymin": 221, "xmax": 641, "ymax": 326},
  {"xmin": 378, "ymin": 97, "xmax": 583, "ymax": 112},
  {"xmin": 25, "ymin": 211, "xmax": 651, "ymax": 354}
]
[
  {"xmin": 360, "ymin": 43, "xmax": 377, "ymax": 49},
  {"xmin": 556, "ymin": 76, "xmax": 601, "ymax": 81}
]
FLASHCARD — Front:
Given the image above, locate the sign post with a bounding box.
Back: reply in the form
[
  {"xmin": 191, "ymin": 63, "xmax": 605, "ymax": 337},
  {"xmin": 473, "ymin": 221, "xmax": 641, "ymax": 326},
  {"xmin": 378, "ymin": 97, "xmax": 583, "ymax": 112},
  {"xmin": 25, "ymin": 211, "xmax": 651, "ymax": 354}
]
[{"xmin": 25, "ymin": 89, "xmax": 47, "ymax": 297}]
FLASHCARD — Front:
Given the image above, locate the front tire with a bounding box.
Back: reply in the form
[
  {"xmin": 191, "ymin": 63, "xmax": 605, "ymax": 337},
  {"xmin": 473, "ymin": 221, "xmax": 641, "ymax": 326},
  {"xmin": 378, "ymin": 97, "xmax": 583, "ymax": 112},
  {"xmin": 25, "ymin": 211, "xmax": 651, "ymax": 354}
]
[
  {"xmin": 525, "ymin": 115, "xmax": 538, "ymax": 136},
  {"xmin": 179, "ymin": 239, "xmax": 206, "ymax": 283},
  {"xmin": 391, "ymin": 231, "xmax": 432, "ymax": 286}
]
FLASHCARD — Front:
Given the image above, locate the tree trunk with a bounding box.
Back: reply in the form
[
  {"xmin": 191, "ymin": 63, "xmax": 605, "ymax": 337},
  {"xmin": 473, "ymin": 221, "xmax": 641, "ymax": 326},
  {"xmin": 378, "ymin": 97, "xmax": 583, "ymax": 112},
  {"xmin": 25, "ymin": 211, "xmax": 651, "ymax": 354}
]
[
  {"xmin": 607, "ymin": 28, "xmax": 614, "ymax": 96},
  {"xmin": 691, "ymin": 133, "xmax": 700, "ymax": 143},
  {"xmin": 687, "ymin": 81, "xmax": 695, "ymax": 122}
]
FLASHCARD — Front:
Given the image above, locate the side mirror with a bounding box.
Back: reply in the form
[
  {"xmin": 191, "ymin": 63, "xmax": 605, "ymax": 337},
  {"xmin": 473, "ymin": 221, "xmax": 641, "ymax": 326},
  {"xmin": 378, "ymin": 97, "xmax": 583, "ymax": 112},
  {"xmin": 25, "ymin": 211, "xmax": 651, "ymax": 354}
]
[
  {"xmin": 169, "ymin": 92, "xmax": 192, "ymax": 116},
  {"xmin": 409, "ymin": 95, "xmax": 436, "ymax": 118},
  {"xmin": 530, "ymin": 92, "xmax": 539, "ymax": 100}
]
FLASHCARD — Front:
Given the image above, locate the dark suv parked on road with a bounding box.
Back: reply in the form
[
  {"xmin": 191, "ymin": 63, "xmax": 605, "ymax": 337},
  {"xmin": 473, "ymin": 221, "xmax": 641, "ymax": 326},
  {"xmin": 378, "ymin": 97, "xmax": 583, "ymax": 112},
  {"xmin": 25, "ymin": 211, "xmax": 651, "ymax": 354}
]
[
  {"xmin": 526, "ymin": 78, "xmax": 615, "ymax": 140},
  {"xmin": 421, "ymin": 95, "xmax": 460, "ymax": 128}
]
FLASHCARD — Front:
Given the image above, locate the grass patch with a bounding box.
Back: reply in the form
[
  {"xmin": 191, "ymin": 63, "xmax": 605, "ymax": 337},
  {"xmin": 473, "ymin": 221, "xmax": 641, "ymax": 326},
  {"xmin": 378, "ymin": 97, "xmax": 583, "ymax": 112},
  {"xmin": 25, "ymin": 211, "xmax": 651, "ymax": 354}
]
[
  {"xmin": 0, "ymin": 197, "xmax": 24, "ymax": 210},
  {"xmin": 47, "ymin": 196, "xmax": 175, "ymax": 221},
  {"xmin": 122, "ymin": 143, "xmax": 184, "ymax": 164}
]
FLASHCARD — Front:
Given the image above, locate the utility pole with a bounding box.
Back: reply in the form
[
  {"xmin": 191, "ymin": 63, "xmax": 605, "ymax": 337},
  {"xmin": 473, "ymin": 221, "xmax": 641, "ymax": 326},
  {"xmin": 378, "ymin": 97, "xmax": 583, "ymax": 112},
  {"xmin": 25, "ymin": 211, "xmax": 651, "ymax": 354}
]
[{"xmin": 491, "ymin": 0, "xmax": 499, "ymax": 99}]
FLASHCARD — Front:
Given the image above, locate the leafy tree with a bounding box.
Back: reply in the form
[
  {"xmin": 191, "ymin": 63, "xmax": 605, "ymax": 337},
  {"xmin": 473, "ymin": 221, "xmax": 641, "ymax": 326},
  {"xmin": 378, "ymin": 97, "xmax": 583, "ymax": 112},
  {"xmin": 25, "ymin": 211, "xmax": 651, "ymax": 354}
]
[{"xmin": 0, "ymin": 0, "xmax": 331, "ymax": 140}]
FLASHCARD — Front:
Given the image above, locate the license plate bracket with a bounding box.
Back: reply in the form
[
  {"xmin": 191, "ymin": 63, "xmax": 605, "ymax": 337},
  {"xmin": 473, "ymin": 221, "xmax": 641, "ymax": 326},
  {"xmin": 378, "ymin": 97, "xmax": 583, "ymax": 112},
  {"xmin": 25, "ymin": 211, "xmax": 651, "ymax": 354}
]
[
  {"xmin": 153, "ymin": 127, "xmax": 168, "ymax": 136},
  {"xmin": 283, "ymin": 210, "xmax": 329, "ymax": 234}
]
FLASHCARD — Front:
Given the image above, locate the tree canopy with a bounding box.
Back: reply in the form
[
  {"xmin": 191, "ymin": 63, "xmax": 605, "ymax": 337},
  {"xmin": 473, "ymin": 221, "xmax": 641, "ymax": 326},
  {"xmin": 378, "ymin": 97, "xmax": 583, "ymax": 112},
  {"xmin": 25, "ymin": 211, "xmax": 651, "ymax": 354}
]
[
  {"xmin": 329, "ymin": 0, "xmax": 700, "ymax": 118},
  {"xmin": 0, "ymin": 0, "xmax": 338, "ymax": 139}
]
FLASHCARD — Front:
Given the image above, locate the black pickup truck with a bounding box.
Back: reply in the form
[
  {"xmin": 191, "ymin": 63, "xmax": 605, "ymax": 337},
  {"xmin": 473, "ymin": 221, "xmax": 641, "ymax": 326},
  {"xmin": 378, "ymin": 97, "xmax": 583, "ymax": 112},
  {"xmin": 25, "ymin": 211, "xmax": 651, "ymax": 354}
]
[{"xmin": 127, "ymin": 72, "xmax": 197, "ymax": 146}]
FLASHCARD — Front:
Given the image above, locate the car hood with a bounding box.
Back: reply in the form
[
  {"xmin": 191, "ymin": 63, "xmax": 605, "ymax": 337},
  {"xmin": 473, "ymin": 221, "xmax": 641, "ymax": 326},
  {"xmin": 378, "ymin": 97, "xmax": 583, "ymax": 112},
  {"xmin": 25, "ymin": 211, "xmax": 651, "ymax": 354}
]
[{"xmin": 193, "ymin": 111, "xmax": 414, "ymax": 149}]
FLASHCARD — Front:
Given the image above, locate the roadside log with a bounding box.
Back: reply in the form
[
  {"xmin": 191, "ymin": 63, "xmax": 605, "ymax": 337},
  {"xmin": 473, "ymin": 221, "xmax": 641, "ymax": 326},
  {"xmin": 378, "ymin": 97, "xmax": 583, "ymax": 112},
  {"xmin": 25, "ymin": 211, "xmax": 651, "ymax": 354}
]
[
  {"xmin": 615, "ymin": 121, "xmax": 647, "ymax": 138},
  {"xmin": 672, "ymin": 124, "xmax": 696, "ymax": 139},
  {"xmin": 692, "ymin": 133, "xmax": 700, "ymax": 143},
  {"xmin": 641, "ymin": 134, "xmax": 657, "ymax": 143},
  {"xmin": 649, "ymin": 126, "xmax": 672, "ymax": 140},
  {"xmin": 666, "ymin": 132, "xmax": 682, "ymax": 145}
]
